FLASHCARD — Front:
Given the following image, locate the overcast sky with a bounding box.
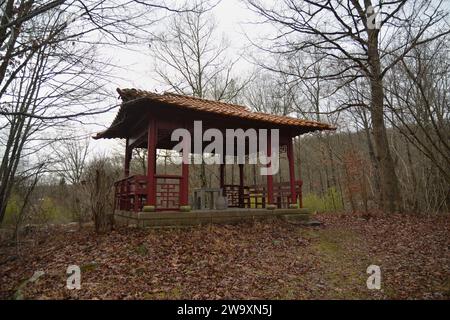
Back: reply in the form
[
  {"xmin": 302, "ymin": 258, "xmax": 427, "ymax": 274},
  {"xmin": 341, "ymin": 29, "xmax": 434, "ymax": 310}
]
[
  {"xmin": 89, "ymin": 0, "xmax": 263, "ymax": 156},
  {"xmin": 87, "ymin": 0, "xmax": 450, "ymax": 157}
]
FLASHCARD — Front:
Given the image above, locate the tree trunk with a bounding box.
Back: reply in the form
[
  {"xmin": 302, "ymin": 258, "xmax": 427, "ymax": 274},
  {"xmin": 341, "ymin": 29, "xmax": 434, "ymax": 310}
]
[
  {"xmin": 361, "ymin": 109, "xmax": 382, "ymax": 208},
  {"xmin": 370, "ymin": 81, "xmax": 402, "ymax": 213},
  {"xmin": 368, "ymin": 29, "xmax": 402, "ymax": 213}
]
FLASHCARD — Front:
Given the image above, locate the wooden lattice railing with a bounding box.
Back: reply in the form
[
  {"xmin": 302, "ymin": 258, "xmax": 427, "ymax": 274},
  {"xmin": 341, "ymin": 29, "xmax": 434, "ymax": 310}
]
[
  {"xmin": 114, "ymin": 174, "xmax": 182, "ymax": 212},
  {"xmin": 114, "ymin": 175, "xmax": 302, "ymax": 212},
  {"xmin": 114, "ymin": 175, "xmax": 147, "ymax": 212},
  {"xmin": 224, "ymin": 180, "xmax": 303, "ymax": 209},
  {"xmin": 155, "ymin": 175, "xmax": 181, "ymax": 211}
]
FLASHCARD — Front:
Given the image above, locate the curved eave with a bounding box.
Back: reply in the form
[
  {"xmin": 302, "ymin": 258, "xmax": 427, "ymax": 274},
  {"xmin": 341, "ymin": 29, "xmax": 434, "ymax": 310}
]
[{"xmin": 94, "ymin": 95, "xmax": 336, "ymax": 140}]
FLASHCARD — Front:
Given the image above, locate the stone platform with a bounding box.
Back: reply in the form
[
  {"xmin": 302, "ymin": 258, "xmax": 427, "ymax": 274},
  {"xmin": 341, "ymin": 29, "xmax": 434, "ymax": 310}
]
[{"xmin": 114, "ymin": 208, "xmax": 311, "ymax": 228}]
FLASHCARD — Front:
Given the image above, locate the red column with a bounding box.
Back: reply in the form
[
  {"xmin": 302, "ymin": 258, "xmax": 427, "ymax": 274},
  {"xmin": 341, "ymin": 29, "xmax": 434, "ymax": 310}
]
[
  {"xmin": 239, "ymin": 164, "xmax": 244, "ymax": 207},
  {"xmin": 266, "ymin": 133, "xmax": 274, "ymax": 205},
  {"xmin": 124, "ymin": 138, "xmax": 132, "ymax": 177},
  {"xmin": 180, "ymin": 136, "xmax": 189, "ymax": 206},
  {"xmin": 296, "ymin": 140, "xmax": 303, "ymax": 208},
  {"xmin": 287, "ymin": 138, "xmax": 297, "ymax": 206},
  {"xmin": 146, "ymin": 118, "xmax": 157, "ymax": 206}
]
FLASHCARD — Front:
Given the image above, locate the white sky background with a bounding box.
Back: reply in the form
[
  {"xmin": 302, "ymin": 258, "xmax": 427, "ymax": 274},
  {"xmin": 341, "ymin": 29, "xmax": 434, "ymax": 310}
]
[
  {"xmin": 89, "ymin": 0, "xmax": 264, "ymax": 156},
  {"xmin": 85, "ymin": 0, "xmax": 450, "ymax": 157}
]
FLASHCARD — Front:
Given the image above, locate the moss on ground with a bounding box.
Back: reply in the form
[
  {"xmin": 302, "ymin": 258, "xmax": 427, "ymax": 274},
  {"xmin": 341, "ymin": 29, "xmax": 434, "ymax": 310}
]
[
  {"xmin": 293, "ymin": 227, "xmax": 382, "ymax": 299},
  {"xmin": 143, "ymin": 287, "xmax": 183, "ymax": 299}
]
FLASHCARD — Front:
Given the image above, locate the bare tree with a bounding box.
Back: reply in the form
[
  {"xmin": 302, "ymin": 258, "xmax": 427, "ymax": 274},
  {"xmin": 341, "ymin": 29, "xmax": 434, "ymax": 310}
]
[
  {"xmin": 150, "ymin": 0, "xmax": 245, "ymax": 101},
  {"xmin": 246, "ymin": 0, "xmax": 450, "ymax": 213},
  {"xmin": 384, "ymin": 36, "xmax": 450, "ymax": 212},
  {"xmin": 49, "ymin": 137, "xmax": 91, "ymax": 226},
  {"xmin": 0, "ymin": 7, "xmax": 107, "ymax": 224},
  {"xmin": 51, "ymin": 138, "xmax": 90, "ymax": 185},
  {"xmin": 0, "ymin": 0, "xmax": 195, "ymax": 224},
  {"xmin": 83, "ymin": 156, "xmax": 120, "ymax": 234},
  {"xmin": 386, "ymin": 38, "xmax": 450, "ymax": 182},
  {"xmin": 244, "ymin": 71, "xmax": 297, "ymax": 115},
  {"xmin": 150, "ymin": 0, "xmax": 248, "ymax": 187},
  {"xmin": 10, "ymin": 163, "xmax": 45, "ymax": 244}
]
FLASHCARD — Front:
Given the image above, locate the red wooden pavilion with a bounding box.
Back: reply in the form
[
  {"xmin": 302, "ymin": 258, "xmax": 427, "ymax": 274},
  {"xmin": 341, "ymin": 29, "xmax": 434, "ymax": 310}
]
[{"xmin": 94, "ymin": 88, "xmax": 335, "ymax": 213}]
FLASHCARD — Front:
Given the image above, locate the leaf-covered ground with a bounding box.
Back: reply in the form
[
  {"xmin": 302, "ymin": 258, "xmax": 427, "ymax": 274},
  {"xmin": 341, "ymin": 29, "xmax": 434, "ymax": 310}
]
[{"xmin": 1, "ymin": 213, "xmax": 449, "ymax": 299}]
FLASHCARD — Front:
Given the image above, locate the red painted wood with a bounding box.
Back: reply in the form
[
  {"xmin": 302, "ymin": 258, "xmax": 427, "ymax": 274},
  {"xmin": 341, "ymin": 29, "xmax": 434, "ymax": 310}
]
[
  {"xmin": 156, "ymin": 176, "xmax": 181, "ymax": 210},
  {"xmin": 114, "ymin": 175, "xmax": 147, "ymax": 212},
  {"xmin": 155, "ymin": 174, "xmax": 182, "ymax": 179},
  {"xmin": 124, "ymin": 138, "xmax": 132, "ymax": 177},
  {"xmin": 287, "ymin": 138, "xmax": 297, "ymax": 205},
  {"xmin": 239, "ymin": 164, "xmax": 244, "ymax": 207},
  {"xmin": 266, "ymin": 134, "xmax": 274, "ymax": 204},
  {"xmin": 180, "ymin": 137, "xmax": 189, "ymax": 206},
  {"xmin": 116, "ymin": 110, "xmax": 306, "ymax": 212},
  {"xmin": 296, "ymin": 139, "xmax": 303, "ymax": 208},
  {"xmin": 147, "ymin": 118, "xmax": 157, "ymax": 206},
  {"xmin": 115, "ymin": 174, "xmax": 303, "ymax": 212}
]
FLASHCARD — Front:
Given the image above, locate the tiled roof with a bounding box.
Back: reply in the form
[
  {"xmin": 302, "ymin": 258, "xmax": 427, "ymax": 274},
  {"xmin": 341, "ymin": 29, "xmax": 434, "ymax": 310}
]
[{"xmin": 94, "ymin": 88, "xmax": 336, "ymax": 139}]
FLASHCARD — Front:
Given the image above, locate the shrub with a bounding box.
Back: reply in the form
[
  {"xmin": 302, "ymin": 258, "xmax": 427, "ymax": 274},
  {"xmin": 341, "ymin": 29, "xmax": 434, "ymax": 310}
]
[
  {"xmin": 3, "ymin": 194, "xmax": 21, "ymax": 226},
  {"xmin": 303, "ymin": 187, "xmax": 343, "ymax": 213}
]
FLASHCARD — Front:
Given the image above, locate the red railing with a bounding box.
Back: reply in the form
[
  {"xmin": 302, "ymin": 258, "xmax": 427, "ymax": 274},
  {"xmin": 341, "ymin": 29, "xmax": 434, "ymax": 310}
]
[
  {"xmin": 223, "ymin": 180, "xmax": 303, "ymax": 209},
  {"xmin": 114, "ymin": 175, "xmax": 147, "ymax": 212},
  {"xmin": 155, "ymin": 175, "xmax": 181, "ymax": 211},
  {"xmin": 114, "ymin": 174, "xmax": 182, "ymax": 212},
  {"xmin": 115, "ymin": 175, "xmax": 302, "ymax": 212}
]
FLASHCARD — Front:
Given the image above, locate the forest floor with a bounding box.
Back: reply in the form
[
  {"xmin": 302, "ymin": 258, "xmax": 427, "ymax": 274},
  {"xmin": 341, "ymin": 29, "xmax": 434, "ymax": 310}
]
[{"xmin": 0, "ymin": 212, "xmax": 449, "ymax": 300}]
